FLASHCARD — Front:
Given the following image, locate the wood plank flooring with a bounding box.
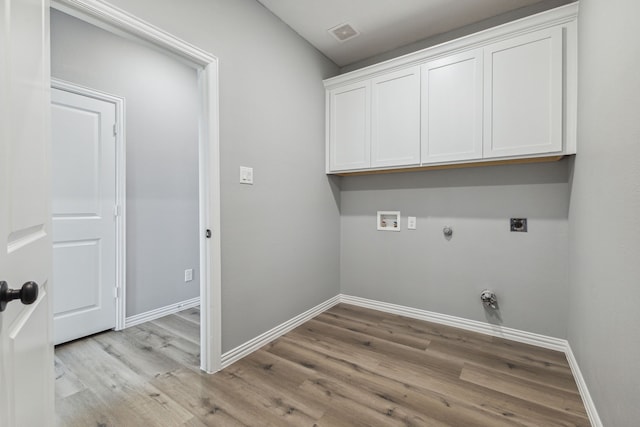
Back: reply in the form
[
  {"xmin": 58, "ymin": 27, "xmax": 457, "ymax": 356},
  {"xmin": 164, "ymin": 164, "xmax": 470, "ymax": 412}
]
[{"xmin": 55, "ymin": 304, "xmax": 589, "ymax": 426}]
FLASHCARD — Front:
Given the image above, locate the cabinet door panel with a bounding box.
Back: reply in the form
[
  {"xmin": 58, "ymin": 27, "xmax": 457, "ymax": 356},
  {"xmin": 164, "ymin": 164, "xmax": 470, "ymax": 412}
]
[
  {"xmin": 371, "ymin": 67, "xmax": 420, "ymax": 168},
  {"xmin": 484, "ymin": 27, "xmax": 563, "ymax": 157},
  {"xmin": 422, "ymin": 49, "xmax": 483, "ymax": 163},
  {"xmin": 329, "ymin": 82, "xmax": 371, "ymax": 171}
]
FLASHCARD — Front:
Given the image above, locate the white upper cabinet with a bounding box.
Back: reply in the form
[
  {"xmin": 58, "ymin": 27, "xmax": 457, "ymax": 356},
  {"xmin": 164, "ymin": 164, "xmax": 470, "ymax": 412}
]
[
  {"xmin": 421, "ymin": 49, "xmax": 483, "ymax": 164},
  {"xmin": 328, "ymin": 81, "xmax": 371, "ymax": 171},
  {"xmin": 483, "ymin": 27, "xmax": 563, "ymax": 158},
  {"xmin": 371, "ymin": 66, "xmax": 421, "ymax": 168},
  {"xmin": 324, "ymin": 3, "xmax": 577, "ymax": 174}
]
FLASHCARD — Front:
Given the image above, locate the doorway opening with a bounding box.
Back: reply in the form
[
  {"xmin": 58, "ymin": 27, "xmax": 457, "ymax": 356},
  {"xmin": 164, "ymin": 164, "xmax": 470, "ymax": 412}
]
[{"xmin": 50, "ymin": 0, "xmax": 222, "ymax": 373}]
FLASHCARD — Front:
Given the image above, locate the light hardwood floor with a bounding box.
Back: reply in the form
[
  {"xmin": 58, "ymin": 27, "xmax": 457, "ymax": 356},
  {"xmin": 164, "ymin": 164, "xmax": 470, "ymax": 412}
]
[{"xmin": 55, "ymin": 304, "xmax": 589, "ymax": 426}]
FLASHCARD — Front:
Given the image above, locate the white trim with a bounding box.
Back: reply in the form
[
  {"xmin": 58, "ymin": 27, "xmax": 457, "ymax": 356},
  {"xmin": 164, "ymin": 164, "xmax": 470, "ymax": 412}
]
[
  {"xmin": 324, "ymin": 90, "xmax": 331, "ymax": 173},
  {"xmin": 50, "ymin": 78, "xmax": 127, "ymax": 332},
  {"xmin": 124, "ymin": 297, "xmax": 200, "ymax": 328},
  {"xmin": 52, "ymin": 0, "xmax": 222, "ymax": 373},
  {"xmin": 221, "ymin": 295, "xmax": 341, "ymax": 368},
  {"xmin": 324, "ymin": 3, "xmax": 579, "ymax": 89},
  {"xmin": 51, "ymin": 0, "xmax": 215, "ymax": 66},
  {"xmin": 198, "ymin": 63, "xmax": 222, "ymax": 373},
  {"xmin": 339, "ymin": 294, "xmax": 567, "ymax": 351},
  {"xmin": 564, "ymin": 18, "xmax": 579, "ymax": 154},
  {"xmin": 565, "ymin": 345, "xmax": 603, "ymax": 427}
]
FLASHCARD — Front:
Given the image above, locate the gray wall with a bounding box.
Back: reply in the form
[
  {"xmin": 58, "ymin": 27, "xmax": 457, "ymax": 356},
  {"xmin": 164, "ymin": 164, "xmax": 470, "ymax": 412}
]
[
  {"xmin": 101, "ymin": 0, "xmax": 341, "ymax": 351},
  {"xmin": 567, "ymin": 0, "xmax": 640, "ymax": 425},
  {"xmin": 51, "ymin": 10, "xmax": 201, "ymax": 317},
  {"xmin": 341, "ymin": 161, "xmax": 570, "ymax": 338}
]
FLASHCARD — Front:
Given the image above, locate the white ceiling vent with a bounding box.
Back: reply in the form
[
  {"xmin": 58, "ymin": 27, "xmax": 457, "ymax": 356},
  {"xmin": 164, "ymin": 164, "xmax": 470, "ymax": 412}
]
[{"xmin": 328, "ymin": 23, "xmax": 360, "ymax": 43}]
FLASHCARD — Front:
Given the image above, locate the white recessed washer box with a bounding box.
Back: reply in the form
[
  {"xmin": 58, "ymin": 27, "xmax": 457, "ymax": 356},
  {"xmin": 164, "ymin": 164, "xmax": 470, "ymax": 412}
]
[{"xmin": 377, "ymin": 211, "xmax": 400, "ymax": 231}]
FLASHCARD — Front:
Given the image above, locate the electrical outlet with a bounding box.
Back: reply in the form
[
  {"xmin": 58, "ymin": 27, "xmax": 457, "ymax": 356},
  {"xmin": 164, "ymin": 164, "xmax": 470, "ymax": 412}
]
[
  {"xmin": 184, "ymin": 269, "xmax": 193, "ymax": 282},
  {"xmin": 408, "ymin": 216, "xmax": 416, "ymax": 230},
  {"xmin": 510, "ymin": 218, "xmax": 527, "ymax": 232}
]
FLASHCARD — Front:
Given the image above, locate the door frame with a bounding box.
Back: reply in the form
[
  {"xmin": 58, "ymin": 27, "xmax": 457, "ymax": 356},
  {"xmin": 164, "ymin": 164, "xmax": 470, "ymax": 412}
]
[
  {"xmin": 51, "ymin": 78, "xmax": 127, "ymax": 332},
  {"xmin": 51, "ymin": 0, "xmax": 222, "ymax": 373}
]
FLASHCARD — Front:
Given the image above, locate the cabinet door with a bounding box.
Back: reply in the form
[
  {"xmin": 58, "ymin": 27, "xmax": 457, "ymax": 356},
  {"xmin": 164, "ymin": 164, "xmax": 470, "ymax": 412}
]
[
  {"xmin": 484, "ymin": 27, "xmax": 563, "ymax": 158},
  {"xmin": 421, "ymin": 49, "xmax": 483, "ymax": 164},
  {"xmin": 371, "ymin": 66, "xmax": 420, "ymax": 168},
  {"xmin": 329, "ymin": 81, "xmax": 371, "ymax": 171}
]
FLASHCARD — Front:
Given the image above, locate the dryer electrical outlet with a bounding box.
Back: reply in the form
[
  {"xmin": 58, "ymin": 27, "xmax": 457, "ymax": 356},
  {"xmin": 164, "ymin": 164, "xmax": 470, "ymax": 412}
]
[{"xmin": 510, "ymin": 218, "xmax": 528, "ymax": 232}]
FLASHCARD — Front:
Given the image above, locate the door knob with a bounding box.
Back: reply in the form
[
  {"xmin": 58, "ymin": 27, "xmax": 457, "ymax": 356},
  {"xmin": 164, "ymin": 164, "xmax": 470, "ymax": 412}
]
[{"xmin": 0, "ymin": 281, "xmax": 38, "ymax": 312}]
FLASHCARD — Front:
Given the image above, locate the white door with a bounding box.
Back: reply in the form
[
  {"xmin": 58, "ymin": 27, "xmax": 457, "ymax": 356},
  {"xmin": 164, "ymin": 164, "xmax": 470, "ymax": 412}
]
[
  {"xmin": 328, "ymin": 81, "xmax": 371, "ymax": 171},
  {"xmin": 0, "ymin": 0, "xmax": 54, "ymax": 425},
  {"xmin": 484, "ymin": 26, "xmax": 563, "ymax": 158},
  {"xmin": 51, "ymin": 87, "xmax": 117, "ymax": 345},
  {"xmin": 422, "ymin": 49, "xmax": 483, "ymax": 164},
  {"xmin": 371, "ymin": 66, "xmax": 421, "ymax": 168}
]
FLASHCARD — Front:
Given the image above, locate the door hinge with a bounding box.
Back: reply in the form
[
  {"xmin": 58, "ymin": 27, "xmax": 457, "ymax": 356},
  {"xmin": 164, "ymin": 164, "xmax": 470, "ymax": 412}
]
[
  {"xmin": 113, "ymin": 123, "xmax": 118, "ymax": 136},
  {"xmin": 114, "ymin": 205, "xmax": 120, "ymax": 217},
  {"xmin": 114, "ymin": 286, "xmax": 120, "ymax": 299}
]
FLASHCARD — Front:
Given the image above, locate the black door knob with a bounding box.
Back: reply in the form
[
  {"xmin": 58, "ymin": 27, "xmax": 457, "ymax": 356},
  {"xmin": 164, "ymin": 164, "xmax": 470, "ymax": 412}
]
[{"xmin": 0, "ymin": 281, "xmax": 39, "ymax": 312}]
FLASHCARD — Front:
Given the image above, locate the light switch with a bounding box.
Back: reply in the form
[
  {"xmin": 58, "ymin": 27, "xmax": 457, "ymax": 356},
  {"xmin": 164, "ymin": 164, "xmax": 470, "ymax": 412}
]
[
  {"xmin": 184, "ymin": 269, "xmax": 193, "ymax": 282},
  {"xmin": 240, "ymin": 166, "xmax": 253, "ymax": 185},
  {"xmin": 408, "ymin": 216, "xmax": 417, "ymax": 230}
]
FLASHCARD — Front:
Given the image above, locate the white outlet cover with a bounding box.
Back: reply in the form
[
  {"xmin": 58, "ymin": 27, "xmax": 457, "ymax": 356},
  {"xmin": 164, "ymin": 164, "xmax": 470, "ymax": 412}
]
[
  {"xmin": 408, "ymin": 216, "xmax": 417, "ymax": 230},
  {"xmin": 240, "ymin": 166, "xmax": 253, "ymax": 184}
]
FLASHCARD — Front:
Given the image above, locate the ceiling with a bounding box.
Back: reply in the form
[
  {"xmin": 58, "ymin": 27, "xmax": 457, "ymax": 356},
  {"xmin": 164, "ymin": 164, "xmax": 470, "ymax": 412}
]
[{"xmin": 256, "ymin": 0, "xmax": 558, "ymax": 67}]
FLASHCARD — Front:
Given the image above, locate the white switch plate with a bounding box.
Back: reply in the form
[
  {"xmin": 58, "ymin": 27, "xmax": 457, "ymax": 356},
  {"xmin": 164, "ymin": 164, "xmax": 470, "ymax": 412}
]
[
  {"xmin": 184, "ymin": 269, "xmax": 193, "ymax": 282},
  {"xmin": 240, "ymin": 166, "xmax": 253, "ymax": 185},
  {"xmin": 408, "ymin": 216, "xmax": 417, "ymax": 230}
]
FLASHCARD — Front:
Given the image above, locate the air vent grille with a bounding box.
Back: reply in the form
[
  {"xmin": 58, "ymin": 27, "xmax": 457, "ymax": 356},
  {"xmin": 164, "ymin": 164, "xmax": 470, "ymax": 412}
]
[{"xmin": 329, "ymin": 23, "xmax": 360, "ymax": 42}]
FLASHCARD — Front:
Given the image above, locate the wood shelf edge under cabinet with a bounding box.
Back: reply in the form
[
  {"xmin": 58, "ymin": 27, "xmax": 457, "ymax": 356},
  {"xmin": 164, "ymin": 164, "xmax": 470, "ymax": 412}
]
[{"xmin": 330, "ymin": 155, "xmax": 567, "ymax": 176}]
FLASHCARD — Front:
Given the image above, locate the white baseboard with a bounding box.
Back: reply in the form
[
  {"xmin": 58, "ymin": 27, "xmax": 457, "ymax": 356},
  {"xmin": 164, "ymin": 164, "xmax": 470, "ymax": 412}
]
[
  {"xmin": 221, "ymin": 295, "xmax": 341, "ymax": 368},
  {"xmin": 339, "ymin": 294, "xmax": 568, "ymax": 351},
  {"xmin": 124, "ymin": 296, "xmax": 200, "ymax": 328},
  {"xmin": 565, "ymin": 345, "xmax": 603, "ymax": 427},
  {"xmin": 339, "ymin": 294, "xmax": 602, "ymax": 427}
]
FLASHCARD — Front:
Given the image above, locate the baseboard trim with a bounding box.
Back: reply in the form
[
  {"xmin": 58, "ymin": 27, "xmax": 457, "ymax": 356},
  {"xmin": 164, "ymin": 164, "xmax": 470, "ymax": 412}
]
[
  {"xmin": 339, "ymin": 294, "xmax": 568, "ymax": 351},
  {"xmin": 565, "ymin": 345, "xmax": 603, "ymax": 427},
  {"xmin": 124, "ymin": 297, "xmax": 200, "ymax": 328},
  {"xmin": 221, "ymin": 295, "xmax": 341, "ymax": 368}
]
